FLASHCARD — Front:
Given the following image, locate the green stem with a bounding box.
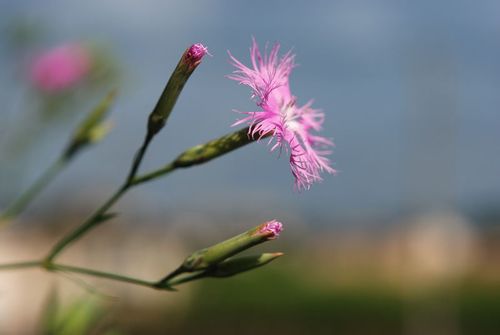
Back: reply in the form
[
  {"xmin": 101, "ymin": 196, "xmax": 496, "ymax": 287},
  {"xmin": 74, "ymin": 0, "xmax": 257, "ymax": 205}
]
[
  {"xmin": 163, "ymin": 271, "xmax": 208, "ymax": 287},
  {"xmin": 0, "ymin": 260, "xmax": 171, "ymax": 290},
  {"xmin": 43, "ymin": 127, "xmax": 257, "ymax": 264},
  {"xmin": 130, "ymin": 163, "xmax": 177, "ymax": 186},
  {"xmin": 1, "ymin": 156, "xmax": 67, "ymax": 224},
  {"xmin": 44, "ymin": 184, "xmax": 128, "ymax": 263},
  {"xmin": 44, "ymin": 128, "xmax": 159, "ymax": 263},
  {"xmin": 131, "ymin": 127, "xmax": 256, "ymax": 187},
  {"xmin": 0, "ymin": 260, "xmax": 42, "ymax": 270},
  {"xmin": 51, "ymin": 263, "xmax": 160, "ymax": 289},
  {"xmin": 125, "ymin": 132, "xmax": 154, "ymax": 185}
]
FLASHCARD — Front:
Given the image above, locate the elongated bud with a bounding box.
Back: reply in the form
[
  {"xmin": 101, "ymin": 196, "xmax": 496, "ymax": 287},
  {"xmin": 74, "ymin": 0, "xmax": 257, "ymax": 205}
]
[
  {"xmin": 209, "ymin": 253, "xmax": 284, "ymax": 278},
  {"xmin": 63, "ymin": 90, "xmax": 117, "ymax": 159},
  {"xmin": 155, "ymin": 221, "xmax": 283, "ymax": 287},
  {"xmin": 147, "ymin": 43, "xmax": 208, "ymax": 136},
  {"xmin": 174, "ymin": 127, "xmax": 255, "ymax": 167},
  {"xmin": 181, "ymin": 220, "xmax": 283, "ymax": 272}
]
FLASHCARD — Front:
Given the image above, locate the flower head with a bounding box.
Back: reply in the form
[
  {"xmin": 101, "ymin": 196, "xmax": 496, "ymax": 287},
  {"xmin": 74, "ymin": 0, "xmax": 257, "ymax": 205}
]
[
  {"xmin": 228, "ymin": 39, "xmax": 335, "ymax": 190},
  {"xmin": 258, "ymin": 220, "xmax": 283, "ymax": 239},
  {"xmin": 30, "ymin": 43, "xmax": 91, "ymax": 93}
]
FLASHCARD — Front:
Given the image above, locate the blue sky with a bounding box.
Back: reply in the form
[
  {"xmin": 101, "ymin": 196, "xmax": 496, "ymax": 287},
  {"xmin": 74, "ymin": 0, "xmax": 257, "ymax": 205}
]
[{"xmin": 1, "ymin": 0, "xmax": 499, "ymax": 222}]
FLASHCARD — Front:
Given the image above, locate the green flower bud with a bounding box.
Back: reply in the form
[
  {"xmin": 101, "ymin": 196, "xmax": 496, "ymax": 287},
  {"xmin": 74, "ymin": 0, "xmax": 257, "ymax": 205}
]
[
  {"xmin": 181, "ymin": 220, "xmax": 283, "ymax": 272},
  {"xmin": 147, "ymin": 43, "xmax": 208, "ymax": 136},
  {"xmin": 155, "ymin": 220, "xmax": 283, "ymax": 287},
  {"xmin": 63, "ymin": 90, "xmax": 117, "ymax": 159},
  {"xmin": 173, "ymin": 127, "xmax": 254, "ymax": 168},
  {"xmin": 208, "ymin": 253, "xmax": 284, "ymax": 278}
]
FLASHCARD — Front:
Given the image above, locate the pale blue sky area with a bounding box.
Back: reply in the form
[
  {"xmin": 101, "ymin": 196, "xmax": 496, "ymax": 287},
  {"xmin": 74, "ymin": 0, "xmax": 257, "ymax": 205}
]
[{"xmin": 1, "ymin": 0, "xmax": 499, "ymax": 223}]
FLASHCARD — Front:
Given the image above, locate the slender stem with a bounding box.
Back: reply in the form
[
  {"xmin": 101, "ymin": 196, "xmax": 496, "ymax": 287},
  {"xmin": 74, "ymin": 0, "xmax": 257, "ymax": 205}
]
[
  {"xmin": 43, "ymin": 130, "xmax": 158, "ymax": 263},
  {"xmin": 1, "ymin": 156, "xmax": 67, "ymax": 224},
  {"xmin": 125, "ymin": 132, "xmax": 154, "ymax": 184},
  {"xmin": 0, "ymin": 260, "xmax": 172, "ymax": 290},
  {"xmin": 130, "ymin": 162, "xmax": 176, "ymax": 186},
  {"xmin": 44, "ymin": 184, "xmax": 128, "ymax": 263},
  {"xmin": 0, "ymin": 260, "xmax": 42, "ymax": 270},
  {"xmin": 130, "ymin": 127, "xmax": 257, "ymax": 187},
  {"xmin": 155, "ymin": 265, "xmax": 186, "ymax": 287},
  {"xmin": 0, "ymin": 259, "xmax": 206, "ymax": 289},
  {"xmin": 164, "ymin": 271, "xmax": 208, "ymax": 287},
  {"xmin": 43, "ymin": 127, "xmax": 258, "ymax": 264},
  {"xmin": 51, "ymin": 263, "xmax": 159, "ymax": 289}
]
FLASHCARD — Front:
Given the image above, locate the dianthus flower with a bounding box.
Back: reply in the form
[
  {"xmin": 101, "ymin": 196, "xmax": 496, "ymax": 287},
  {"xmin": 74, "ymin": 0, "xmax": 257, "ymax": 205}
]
[
  {"xmin": 228, "ymin": 39, "xmax": 335, "ymax": 190},
  {"xmin": 30, "ymin": 43, "xmax": 91, "ymax": 93}
]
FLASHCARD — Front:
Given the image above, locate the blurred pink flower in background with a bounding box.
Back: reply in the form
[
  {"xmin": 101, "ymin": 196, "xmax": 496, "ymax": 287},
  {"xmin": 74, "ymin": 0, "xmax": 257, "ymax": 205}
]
[
  {"xmin": 29, "ymin": 43, "xmax": 91, "ymax": 93},
  {"xmin": 228, "ymin": 39, "xmax": 336, "ymax": 190}
]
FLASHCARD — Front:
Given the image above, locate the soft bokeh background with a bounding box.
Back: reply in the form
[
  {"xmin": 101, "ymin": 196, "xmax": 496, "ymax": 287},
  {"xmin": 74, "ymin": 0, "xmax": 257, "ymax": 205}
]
[{"xmin": 1, "ymin": 1, "xmax": 500, "ymax": 334}]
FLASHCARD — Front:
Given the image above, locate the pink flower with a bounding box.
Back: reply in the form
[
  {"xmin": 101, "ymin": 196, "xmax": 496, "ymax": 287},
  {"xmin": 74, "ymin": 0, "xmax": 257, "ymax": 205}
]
[
  {"xmin": 258, "ymin": 220, "xmax": 283, "ymax": 239},
  {"xmin": 30, "ymin": 43, "xmax": 91, "ymax": 93},
  {"xmin": 228, "ymin": 39, "xmax": 336, "ymax": 190}
]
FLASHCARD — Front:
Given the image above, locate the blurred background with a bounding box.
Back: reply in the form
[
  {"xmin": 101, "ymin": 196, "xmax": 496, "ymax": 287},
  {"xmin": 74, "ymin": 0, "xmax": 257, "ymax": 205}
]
[{"xmin": 1, "ymin": 0, "xmax": 500, "ymax": 334}]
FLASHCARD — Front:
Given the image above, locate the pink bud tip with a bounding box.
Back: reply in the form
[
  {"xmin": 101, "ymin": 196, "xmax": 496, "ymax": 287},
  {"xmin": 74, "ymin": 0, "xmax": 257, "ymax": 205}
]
[
  {"xmin": 183, "ymin": 43, "xmax": 208, "ymax": 68},
  {"xmin": 259, "ymin": 220, "xmax": 283, "ymax": 239}
]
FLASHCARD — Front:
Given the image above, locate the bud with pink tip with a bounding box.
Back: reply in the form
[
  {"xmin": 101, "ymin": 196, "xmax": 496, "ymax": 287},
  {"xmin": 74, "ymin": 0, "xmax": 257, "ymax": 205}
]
[
  {"xmin": 155, "ymin": 220, "xmax": 284, "ymax": 287},
  {"xmin": 182, "ymin": 219, "xmax": 284, "ymax": 271},
  {"xmin": 147, "ymin": 43, "xmax": 208, "ymax": 136}
]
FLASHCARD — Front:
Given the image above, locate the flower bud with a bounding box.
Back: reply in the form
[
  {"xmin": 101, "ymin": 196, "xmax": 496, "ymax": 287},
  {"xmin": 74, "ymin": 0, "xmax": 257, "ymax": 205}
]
[
  {"xmin": 181, "ymin": 220, "xmax": 283, "ymax": 272},
  {"xmin": 147, "ymin": 43, "xmax": 208, "ymax": 136},
  {"xmin": 182, "ymin": 43, "xmax": 209, "ymax": 69},
  {"xmin": 208, "ymin": 253, "xmax": 284, "ymax": 278},
  {"xmin": 63, "ymin": 90, "xmax": 117, "ymax": 159},
  {"xmin": 174, "ymin": 127, "xmax": 254, "ymax": 168}
]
